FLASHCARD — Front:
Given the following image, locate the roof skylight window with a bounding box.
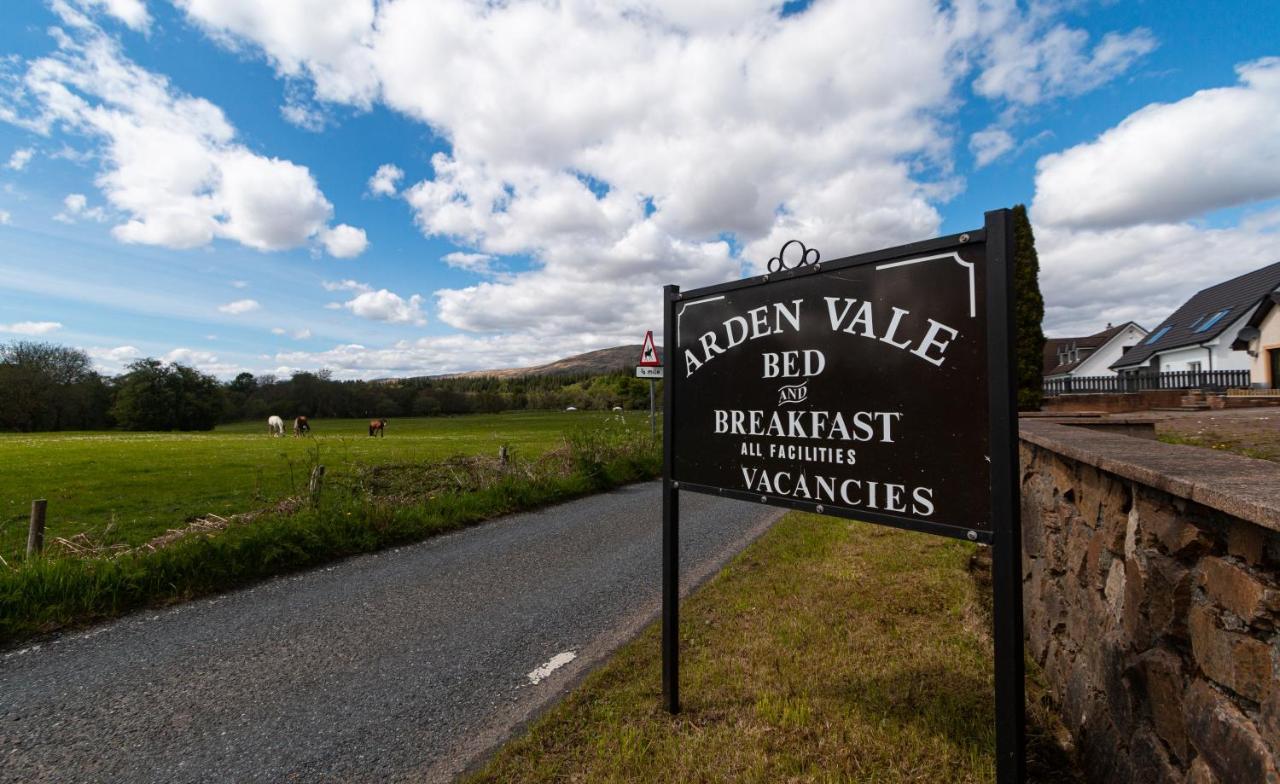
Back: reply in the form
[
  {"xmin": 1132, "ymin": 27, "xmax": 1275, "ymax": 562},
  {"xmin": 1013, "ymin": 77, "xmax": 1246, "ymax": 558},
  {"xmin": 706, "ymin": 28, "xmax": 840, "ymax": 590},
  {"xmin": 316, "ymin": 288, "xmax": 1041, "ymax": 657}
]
[{"xmin": 1195, "ymin": 309, "xmax": 1230, "ymax": 333}]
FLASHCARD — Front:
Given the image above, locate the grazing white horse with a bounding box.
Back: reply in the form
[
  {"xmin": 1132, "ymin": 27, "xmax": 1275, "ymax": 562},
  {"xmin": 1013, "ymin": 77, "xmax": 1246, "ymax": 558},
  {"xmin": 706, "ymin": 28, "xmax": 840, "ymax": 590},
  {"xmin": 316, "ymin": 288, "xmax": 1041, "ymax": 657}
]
[{"xmin": 267, "ymin": 415, "xmax": 285, "ymax": 437}]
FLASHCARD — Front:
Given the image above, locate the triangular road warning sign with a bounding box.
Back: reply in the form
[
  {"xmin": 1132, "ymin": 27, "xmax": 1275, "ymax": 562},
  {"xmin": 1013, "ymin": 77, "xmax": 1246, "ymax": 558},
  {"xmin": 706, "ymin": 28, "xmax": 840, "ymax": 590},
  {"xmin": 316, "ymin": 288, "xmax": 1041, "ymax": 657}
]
[{"xmin": 639, "ymin": 331, "xmax": 661, "ymax": 366}]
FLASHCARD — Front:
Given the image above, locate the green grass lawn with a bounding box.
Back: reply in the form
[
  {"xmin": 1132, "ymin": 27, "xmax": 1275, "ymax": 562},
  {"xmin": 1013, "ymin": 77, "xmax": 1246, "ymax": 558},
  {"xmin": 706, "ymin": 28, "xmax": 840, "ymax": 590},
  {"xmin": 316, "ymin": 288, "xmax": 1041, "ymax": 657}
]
[
  {"xmin": 468, "ymin": 514, "xmax": 1079, "ymax": 784},
  {"xmin": 0, "ymin": 411, "xmax": 648, "ymax": 561}
]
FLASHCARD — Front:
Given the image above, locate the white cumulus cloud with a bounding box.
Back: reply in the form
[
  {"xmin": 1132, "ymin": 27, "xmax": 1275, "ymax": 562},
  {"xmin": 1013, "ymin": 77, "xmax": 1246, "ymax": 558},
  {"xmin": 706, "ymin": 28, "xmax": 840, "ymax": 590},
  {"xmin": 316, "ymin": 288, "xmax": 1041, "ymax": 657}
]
[
  {"xmin": 0, "ymin": 321, "xmax": 63, "ymax": 335},
  {"xmin": 6, "ymin": 147, "xmax": 34, "ymax": 171},
  {"xmin": 1029, "ymin": 59, "xmax": 1280, "ymax": 336},
  {"xmin": 162, "ymin": 347, "xmax": 241, "ymax": 376},
  {"xmin": 969, "ymin": 127, "xmax": 1015, "ymax": 168},
  {"xmin": 169, "ymin": 0, "xmax": 1155, "ymax": 350},
  {"xmin": 322, "ymin": 278, "xmax": 372, "ymax": 293},
  {"xmin": 173, "ymin": 0, "xmax": 380, "ymax": 107},
  {"xmin": 218, "ymin": 298, "xmax": 261, "ymax": 315},
  {"xmin": 1034, "ymin": 58, "xmax": 1280, "ymax": 230},
  {"xmin": 319, "ymin": 223, "xmax": 368, "ymax": 258},
  {"xmin": 961, "ymin": 4, "xmax": 1157, "ymax": 107},
  {"xmin": 86, "ymin": 344, "xmax": 141, "ymax": 373},
  {"xmin": 36, "ymin": 0, "xmax": 1168, "ymax": 363},
  {"xmin": 271, "ymin": 332, "xmax": 615, "ymax": 379},
  {"xmin": 75, "ymin": 0, "xmax": 150, "ymax": 31},
  {"xmin": 1036, "ymin": 211, "xmax": 1280, "ymax": 336},
  {"xmin": 343, "ymin": 288, "xmax": 426, "ymax": 326},
  {"xmin": 280, "ymin": 97, "xmax": 327, "ymax": 132},
  {"xmin": 54, "ymin": 192, "xmax": 107, "ymax": 223},
  {"xmin": 442, "ymin": 251, "xmax": 496, "ymax": 275},
  {"xmin": 0, "ymin": 11, "xmax": 364, "ymax": 257},
  {"xmin": 367, "ymin": 163, "xmax": 404, "ymax": 197}
]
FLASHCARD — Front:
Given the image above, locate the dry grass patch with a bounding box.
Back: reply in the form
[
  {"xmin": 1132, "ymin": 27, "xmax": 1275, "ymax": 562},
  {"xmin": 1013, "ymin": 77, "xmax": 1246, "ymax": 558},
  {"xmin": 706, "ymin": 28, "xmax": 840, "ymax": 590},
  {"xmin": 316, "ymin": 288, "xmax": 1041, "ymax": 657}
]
[
  {"xmin": 1157, "ymin": 431, "xmax": 1280, "ymax": 462},
  {"xmin": 468, "ymin": 514, "xmax": 1081, "ymax": 784}
]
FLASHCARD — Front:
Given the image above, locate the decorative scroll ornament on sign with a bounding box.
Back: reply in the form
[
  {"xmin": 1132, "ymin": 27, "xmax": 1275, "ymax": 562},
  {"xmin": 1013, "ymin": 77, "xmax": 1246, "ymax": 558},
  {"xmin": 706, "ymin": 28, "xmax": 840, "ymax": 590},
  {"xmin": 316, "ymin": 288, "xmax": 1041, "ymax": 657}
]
[{"xmin": 766, "ymin": 239, "xmax": 821, "ymax": 273}]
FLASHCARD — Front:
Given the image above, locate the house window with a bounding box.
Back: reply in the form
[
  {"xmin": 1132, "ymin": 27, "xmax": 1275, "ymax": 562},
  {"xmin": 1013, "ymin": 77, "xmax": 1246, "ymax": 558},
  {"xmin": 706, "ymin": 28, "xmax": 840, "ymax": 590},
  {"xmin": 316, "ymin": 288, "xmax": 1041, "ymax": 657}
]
[
  {"xmin": 1188, "ymin": 361, "xmax": 1202, "ymax": 372},
  {"xmin": 1195, "ymin": 309, "xmax": 1231, "ymax": 332},
  {"xmin": 1145, "ymin": 326, "xmax": 1171, "ymax": 345}
]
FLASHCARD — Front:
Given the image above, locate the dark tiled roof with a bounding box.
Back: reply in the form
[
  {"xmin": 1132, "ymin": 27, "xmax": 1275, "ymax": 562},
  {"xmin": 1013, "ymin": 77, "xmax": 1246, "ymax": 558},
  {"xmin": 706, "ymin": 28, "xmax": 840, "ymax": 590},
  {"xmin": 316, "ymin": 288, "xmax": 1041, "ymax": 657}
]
[
  {"xmin": 1112, "ymin": 260, "xmax": 1280, "ymax": 370},
  {"xmin": 1043, "ymin": 322, "xmax": 1140, "ymax": 376}
]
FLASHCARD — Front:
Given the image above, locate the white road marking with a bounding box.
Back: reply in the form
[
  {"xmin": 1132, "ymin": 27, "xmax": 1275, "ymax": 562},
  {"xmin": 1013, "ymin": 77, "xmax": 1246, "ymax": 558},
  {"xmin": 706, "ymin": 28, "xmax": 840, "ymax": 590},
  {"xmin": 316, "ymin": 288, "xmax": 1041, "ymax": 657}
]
[{"xmin": 526, "ymin": 650, "xmax": 577, "ymax": 685}]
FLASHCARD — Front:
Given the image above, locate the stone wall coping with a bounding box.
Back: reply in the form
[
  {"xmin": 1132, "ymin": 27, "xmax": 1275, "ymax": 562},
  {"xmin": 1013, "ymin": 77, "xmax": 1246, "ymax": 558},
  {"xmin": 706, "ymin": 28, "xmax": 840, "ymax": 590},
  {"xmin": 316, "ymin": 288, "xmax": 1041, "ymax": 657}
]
[
  {"xmin": 1020, "ymin": 411, "xmax": 1105, "ymax": 418},
  {"xmin": 1055, "ymin": 417, "xmax": 1159, "ymax": 425},
  {"xmin": 1019, "ymin": 419, "xmax": 1280, "ymax": 533}
]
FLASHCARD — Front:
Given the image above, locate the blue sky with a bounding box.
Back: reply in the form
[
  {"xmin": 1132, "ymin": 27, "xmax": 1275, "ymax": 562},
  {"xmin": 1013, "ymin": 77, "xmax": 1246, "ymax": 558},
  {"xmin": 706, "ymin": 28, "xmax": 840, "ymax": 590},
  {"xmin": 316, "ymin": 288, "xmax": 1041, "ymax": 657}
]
[{"xmin": 1, "ymin": 0, "xmax": 1278, "ymax": 378}]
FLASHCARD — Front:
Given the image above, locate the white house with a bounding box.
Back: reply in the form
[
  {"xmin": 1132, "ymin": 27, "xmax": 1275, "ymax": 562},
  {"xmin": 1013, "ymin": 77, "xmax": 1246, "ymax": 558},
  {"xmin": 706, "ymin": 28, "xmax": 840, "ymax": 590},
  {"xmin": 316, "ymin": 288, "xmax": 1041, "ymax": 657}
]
[
  {"xmin": 1112, "ymin": 260, "xmax": 1280, "ymax": 376},
  {"xmin": 1230, "ymin": 291, "xmax": 1280, "ymax": 388},
  {"xmin": 1043, "ymin": 322, "xmax": 1148, "ymax": 380}
]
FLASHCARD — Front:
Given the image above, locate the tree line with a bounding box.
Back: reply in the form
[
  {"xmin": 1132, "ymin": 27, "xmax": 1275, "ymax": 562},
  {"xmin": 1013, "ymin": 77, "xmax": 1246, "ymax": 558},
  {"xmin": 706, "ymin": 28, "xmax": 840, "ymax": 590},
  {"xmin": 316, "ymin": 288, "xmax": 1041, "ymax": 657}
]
[{"xmin": 0, "ymin": 342, "xmax": 658, "ymax": 432}]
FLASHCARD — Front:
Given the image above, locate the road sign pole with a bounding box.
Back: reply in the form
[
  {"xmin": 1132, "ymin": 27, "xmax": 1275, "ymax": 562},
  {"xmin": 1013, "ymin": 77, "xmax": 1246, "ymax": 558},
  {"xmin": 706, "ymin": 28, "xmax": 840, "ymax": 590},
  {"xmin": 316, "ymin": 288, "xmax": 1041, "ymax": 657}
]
[
  {"xmin": 985, "ymin": 208, "xmax": 1025, "ymax": 784},
  {"xmin": 649, "ymin": 379, "xmax": 656, "ymax": 440},
  {"xmin": 662, "ymin": 284, "xmax": 680, "ymax": 714}
]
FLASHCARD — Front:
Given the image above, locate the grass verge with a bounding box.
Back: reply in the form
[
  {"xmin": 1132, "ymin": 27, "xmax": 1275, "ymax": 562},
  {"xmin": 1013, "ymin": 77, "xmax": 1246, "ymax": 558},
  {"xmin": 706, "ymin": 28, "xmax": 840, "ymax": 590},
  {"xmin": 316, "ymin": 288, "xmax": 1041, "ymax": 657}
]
[
  {"xmin": 1157, "ymin": 431, "xmax": 1279, "ymax": 462},
  {"xmin": 0, "ymin": 420, "xmax": 659, "ymax": 647},
  {"xmin": 467, "ymin": 514, "xmax": 1081, "ymax": 784}
]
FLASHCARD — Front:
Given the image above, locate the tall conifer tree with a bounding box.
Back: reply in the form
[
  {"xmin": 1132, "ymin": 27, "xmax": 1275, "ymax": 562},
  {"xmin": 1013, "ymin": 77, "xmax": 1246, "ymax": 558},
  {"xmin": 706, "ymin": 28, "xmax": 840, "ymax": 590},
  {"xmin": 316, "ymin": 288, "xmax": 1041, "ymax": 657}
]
[{"xmin": 1012, "ymin": 204, "xmax": 1046, "ymax": 410}]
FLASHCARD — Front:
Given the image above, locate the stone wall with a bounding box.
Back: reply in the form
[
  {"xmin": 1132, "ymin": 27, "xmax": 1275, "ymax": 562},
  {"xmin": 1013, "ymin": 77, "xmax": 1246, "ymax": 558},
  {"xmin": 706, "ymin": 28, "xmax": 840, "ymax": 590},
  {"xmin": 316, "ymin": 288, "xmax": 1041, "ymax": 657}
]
[
  {"xmin": 1019, "ymin": 420, "xmax": 1280, "ymax": 783},
  {"xmin": 1209, "ymin": 395, "xmax": 1280, "ymax": 410},
  {"xmin": 1040, "ymin": 390, "xmax": 1186, "ymax": 414}
]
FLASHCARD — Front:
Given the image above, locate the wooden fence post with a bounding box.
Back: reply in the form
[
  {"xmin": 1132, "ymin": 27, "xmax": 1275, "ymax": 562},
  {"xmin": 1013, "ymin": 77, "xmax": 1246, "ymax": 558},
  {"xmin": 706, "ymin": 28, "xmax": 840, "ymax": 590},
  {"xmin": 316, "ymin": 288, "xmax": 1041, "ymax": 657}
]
[
  {"xmin": 499, "ymin": 445, "xmax": 509, "ymax": 466},
  {"xmin": 27, "ymin": 499, "xmax": 47, "ymax": 557},
  {"xmin": 308, "ymin": 465, "xmax": 325, "ymax": 505}
]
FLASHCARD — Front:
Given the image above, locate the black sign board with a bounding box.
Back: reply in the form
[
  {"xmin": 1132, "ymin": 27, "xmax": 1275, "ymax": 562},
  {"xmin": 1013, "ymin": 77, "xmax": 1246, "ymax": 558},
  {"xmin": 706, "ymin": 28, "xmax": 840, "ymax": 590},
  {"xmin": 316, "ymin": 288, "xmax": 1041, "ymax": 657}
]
[
  {"xmin": 661, "ymin": 209, "xmax": 1025, "ymax": 782},
  {"xmin": 671, "ymin": 235, "xmax": 990, "ymax": 540}
]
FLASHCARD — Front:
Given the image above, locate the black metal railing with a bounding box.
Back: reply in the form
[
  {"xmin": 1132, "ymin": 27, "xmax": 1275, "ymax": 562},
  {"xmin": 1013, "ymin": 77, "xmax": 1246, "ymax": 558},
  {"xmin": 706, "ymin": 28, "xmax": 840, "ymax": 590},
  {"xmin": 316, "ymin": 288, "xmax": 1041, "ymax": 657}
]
[{"xmin": 1043, "ymin": 369, "xmax": 1251, "ymax": 396}]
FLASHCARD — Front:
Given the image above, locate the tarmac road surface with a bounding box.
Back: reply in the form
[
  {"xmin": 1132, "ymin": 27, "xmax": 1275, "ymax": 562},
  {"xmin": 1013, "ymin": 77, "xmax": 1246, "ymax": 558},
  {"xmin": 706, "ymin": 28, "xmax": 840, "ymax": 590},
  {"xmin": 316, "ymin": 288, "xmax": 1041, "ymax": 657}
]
[{"xmin": 0, "ymin": 482, "xmax": 781, "ymax": 783}]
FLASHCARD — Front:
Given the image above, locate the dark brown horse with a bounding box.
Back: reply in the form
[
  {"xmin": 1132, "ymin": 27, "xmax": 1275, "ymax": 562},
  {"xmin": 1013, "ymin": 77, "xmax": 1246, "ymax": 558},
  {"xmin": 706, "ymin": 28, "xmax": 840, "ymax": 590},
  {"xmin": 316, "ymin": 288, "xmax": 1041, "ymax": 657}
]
[
  {"xmin": 368, "ymin": 418, "xmax": 387, "ymax": 437},
  {"xmin": 293, "ymin": 416, "xmax": 310, "ymax": 436}
]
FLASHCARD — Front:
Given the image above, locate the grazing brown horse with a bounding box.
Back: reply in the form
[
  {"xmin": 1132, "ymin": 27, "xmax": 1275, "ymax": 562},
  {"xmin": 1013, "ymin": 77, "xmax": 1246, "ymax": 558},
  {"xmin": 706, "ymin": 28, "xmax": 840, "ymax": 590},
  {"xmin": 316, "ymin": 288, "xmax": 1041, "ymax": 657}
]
[
  {"xmin": 368, "ymin": 418, "xmax": 387, "ymax": 437},
  {"xmin": 293, "ymin": 416, "xmax": 310, "ymax": 436}
]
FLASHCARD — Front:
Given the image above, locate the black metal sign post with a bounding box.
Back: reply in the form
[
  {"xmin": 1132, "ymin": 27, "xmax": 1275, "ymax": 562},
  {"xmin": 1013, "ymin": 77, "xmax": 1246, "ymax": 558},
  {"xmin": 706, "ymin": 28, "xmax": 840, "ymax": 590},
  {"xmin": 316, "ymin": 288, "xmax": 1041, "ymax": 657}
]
[
  {"xmin": 660, "ymin": 209, "xmax": 1023, "ymax": 781},
  {"xmin": 985, "ymin": 210, "xmax": 1026, "ymax": 783},
  {"xmin": 662, "ymin": 283, "xmax": 680, "ymax": 714}
]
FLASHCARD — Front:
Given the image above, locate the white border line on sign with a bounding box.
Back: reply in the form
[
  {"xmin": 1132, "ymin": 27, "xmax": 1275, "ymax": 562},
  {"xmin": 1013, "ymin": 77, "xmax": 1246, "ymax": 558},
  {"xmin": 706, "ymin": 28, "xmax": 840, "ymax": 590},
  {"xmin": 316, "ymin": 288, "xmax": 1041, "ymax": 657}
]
[
  {"xmin": 876, "ymin": 252, "xmax": 976, "ymax": 318},
  {"xmin": 676, "ymin": 295, "xmax": 726, "ymax": 345}
]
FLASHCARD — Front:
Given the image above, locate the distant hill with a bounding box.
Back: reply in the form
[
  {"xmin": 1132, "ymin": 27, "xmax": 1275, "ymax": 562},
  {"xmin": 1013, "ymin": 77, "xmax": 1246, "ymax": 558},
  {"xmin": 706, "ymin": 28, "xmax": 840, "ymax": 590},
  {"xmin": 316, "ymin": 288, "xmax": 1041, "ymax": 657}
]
[{"xmin": 440, "ymin": 344, "xmax": 665, "ymax": 379}]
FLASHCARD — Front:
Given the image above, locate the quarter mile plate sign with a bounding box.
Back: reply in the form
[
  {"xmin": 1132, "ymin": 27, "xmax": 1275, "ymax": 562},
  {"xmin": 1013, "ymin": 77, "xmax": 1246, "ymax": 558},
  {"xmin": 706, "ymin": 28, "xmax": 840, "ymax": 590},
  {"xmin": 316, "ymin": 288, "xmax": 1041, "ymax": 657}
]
[{"xmin": 669, "ymin": 231, "xmax": 994, "ymax": 540}]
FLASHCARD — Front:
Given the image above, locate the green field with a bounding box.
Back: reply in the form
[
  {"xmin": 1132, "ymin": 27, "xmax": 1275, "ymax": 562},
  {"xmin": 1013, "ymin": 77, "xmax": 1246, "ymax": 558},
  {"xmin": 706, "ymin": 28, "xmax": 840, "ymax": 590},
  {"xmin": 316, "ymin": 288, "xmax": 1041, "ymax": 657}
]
[{"xmin": 0, "ymin": 412, "xmax": 649, "ymax": 562}]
